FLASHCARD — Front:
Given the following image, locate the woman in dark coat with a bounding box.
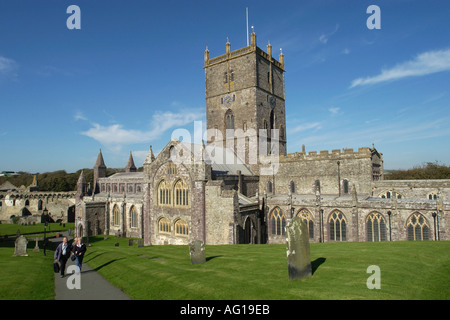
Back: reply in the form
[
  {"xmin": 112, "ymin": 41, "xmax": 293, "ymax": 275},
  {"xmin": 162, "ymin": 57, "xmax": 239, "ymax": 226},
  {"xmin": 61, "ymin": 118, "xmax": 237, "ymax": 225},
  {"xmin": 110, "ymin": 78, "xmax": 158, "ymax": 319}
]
[{"xmin": 73, "ymin": 237, "xmax": 87, "ymax": 272}]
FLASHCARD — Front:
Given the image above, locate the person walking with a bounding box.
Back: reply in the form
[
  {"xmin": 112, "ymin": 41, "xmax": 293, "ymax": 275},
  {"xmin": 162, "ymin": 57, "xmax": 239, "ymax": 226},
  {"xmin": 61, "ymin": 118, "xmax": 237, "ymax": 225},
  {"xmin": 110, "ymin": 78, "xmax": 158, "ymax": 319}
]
[
  {"xmin": 54, "ymin": 236, "xmax": 73, "ymax": 278},
  {"xmin": 73, "ymin": 237, "xmax": 87, "ymax": 273}
]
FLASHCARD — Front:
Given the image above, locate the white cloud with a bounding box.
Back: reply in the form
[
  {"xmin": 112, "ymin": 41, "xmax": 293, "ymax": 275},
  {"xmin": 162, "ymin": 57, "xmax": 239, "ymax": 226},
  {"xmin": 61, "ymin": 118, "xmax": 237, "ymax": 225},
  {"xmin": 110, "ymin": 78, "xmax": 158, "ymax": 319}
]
[
  {"xmin": 0, "ymin": 56, "xmax": 18, "ymax": 80},
  {"xmin": 289, "ymin": 122, "xmax": 322, "ymax": 134},
  {"xmin": 81, "ymin": 109, "xmax": 204, "ymax": 151},
  {"xmin": 350, "ymin": 48, "xmax": 450, "ymax": 88},
  {"xmin": 74, "ymin": 111, "xmax": 88, "ymax": 121},
  {"xmin": 328, "ymin": 107, "xmax": 340, "ymax": 115},
  {"xmin": 319, "ymin": 24, "xmax": 339, "ymax": 44},
  {"xmin": 342, "ymin": 48, "xmax": 350, "ymax": 55},
  {"xmin": 0, "ymin": 56, "xmax": 16, "ymax": 73}
]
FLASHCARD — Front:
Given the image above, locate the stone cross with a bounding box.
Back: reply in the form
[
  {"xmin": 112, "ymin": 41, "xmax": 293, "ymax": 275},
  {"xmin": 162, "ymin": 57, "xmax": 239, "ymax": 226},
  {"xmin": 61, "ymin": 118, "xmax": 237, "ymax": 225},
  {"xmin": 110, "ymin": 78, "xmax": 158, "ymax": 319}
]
[
  {"xmin": 286, "ymin": 217, "xmax": 312, "ymax": 280},
  {"xmin": 33, "ymin": 238, "xmax": 42, "ymax": 252},
  {"xmin": 189, "ymin": 240, "xmax": 206, "ymax": 264},
  {"xmin": 14, "ymin": 235, "xmax": 29, "ymax": 257}
]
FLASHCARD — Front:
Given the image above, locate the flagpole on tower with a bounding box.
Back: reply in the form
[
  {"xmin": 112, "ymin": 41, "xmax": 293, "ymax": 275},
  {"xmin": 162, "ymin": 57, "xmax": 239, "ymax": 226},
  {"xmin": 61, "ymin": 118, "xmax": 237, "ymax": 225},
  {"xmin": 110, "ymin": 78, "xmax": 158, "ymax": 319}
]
[{"xmin": 246, "ymin": 7, "xmax": 249, "ymax": 46}]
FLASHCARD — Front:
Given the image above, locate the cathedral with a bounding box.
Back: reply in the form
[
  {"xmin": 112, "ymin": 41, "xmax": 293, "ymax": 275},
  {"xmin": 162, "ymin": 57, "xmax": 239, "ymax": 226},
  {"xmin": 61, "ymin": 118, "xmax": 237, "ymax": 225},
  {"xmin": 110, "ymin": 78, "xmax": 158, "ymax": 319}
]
[{"xmin": 75, "ymin": 31, "xmax": 449, "ymax": 245}]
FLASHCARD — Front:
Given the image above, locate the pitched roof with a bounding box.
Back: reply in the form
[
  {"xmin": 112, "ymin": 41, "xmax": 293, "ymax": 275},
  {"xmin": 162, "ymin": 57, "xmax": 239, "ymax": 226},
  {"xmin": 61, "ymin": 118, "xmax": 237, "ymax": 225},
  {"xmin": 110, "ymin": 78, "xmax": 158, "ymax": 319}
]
[{"xmin": 0, "ymin": 181, "xmax": 18, "ymax": 191}]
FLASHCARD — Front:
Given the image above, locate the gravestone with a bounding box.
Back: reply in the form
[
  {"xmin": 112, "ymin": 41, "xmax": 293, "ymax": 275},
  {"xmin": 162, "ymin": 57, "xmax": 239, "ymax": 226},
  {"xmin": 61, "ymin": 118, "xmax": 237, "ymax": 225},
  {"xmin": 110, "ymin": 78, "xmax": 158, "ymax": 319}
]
[
  {"xmin": 128, "ymin": 239, "xmax": 134, "ymax": 246},
  {"xmin": 137, "ymin": 239, "xmax": 144, "ymax": 247},
  {"xmin": 114, "ymin": 242, "xmax": 120, "ymax": 247},
  {"xmin": 189, "ymin": 240, "xmax": 206, "ymax": 264},
  {"xmin": 286, "ymin": 217, "xmax": 312, "ymax": 280},
  {"xmin": 33, "ymin": 238, "xmax": 41, "ymax": 252},
  {"xmin": 14, "ymin": 235, "xmax": 29, "ymax": 257}
]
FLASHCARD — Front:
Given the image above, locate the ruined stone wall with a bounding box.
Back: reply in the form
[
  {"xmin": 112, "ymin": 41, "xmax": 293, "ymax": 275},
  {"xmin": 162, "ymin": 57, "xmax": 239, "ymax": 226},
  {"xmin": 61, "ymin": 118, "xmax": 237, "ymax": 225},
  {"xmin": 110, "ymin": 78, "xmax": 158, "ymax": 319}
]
[{"xmin": 0, "ymin": 192, "xmax": 75, "ymax": 222}]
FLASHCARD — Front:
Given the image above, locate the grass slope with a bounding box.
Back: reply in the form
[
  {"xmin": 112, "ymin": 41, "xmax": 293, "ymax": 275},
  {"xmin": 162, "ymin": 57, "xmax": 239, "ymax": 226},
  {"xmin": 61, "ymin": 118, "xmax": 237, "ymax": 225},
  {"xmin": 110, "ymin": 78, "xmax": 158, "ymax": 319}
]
[
  {"xmin": 1, "ymin": 232, "xmax": 448, "ymax": 300},
  {"xmin": 83, "ymin": 237, "xmax": 450, "ymax": 300}
]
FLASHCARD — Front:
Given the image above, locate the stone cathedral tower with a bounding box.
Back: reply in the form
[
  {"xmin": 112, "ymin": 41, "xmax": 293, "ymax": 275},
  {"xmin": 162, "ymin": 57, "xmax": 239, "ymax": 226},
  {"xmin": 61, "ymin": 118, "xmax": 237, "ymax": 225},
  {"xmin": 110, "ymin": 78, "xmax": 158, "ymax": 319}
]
[{"xmin": 204, "ymin": 31, "xmax": 287, "ymax": 174}]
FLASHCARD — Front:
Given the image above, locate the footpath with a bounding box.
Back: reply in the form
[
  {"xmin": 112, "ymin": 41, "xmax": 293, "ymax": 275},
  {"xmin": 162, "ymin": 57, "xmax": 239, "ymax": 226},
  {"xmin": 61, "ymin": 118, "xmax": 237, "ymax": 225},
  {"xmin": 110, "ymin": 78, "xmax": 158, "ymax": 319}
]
[{"xmin": 51, "ymin": 233, "xmax": 131, "ymax": 300}]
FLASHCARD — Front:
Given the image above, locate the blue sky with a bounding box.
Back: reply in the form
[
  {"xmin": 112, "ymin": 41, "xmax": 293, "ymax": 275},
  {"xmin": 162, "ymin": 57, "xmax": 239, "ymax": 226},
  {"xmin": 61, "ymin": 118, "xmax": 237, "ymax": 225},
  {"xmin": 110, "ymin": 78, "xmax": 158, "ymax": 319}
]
[{"xmin": 1, "ymin": 0, "xmax": 449, "ymax": 173}]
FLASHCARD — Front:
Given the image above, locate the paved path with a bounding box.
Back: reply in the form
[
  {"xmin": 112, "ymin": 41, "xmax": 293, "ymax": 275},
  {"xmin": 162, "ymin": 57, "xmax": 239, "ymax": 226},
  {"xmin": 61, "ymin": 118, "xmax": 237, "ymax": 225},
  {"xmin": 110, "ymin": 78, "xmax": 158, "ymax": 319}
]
[{"xmin": 52, "ymin": 233, "xmax": 131, "ymax": 300}]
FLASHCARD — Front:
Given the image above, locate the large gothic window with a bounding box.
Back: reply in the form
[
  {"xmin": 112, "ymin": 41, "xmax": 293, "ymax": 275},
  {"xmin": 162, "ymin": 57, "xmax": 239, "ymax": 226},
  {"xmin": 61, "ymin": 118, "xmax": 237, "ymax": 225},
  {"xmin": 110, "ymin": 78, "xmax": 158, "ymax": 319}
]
[
  {"xmin": 225, "ymin": 109, "xmax": 234, "ymax": 130},
  {"xmin": 113, "ymin": 205, "xmax": 120, "ymax": 227},
  {"xmin": 296, "ymin": 208, "xmax": 314, "ymax": 239},
  {"xmin": 174, "ymin": 179, "xmax": 189, "ymax": 207},
  {"xmin": 158, "ymin": 217, "xmax": 171, "ymax": 234},
  {"xmin": 329, "ymin": 210, "xmax": 347, "ymax": 241},
  {"xmin": 270, "ymin": 207, "xmax": 286, "ymax": 236},
  {"xmin": 175, "ymin": 219, "xmax": 189, "ymax": 236},
  {"xmin": 406, "ymin": 213, "xmax": 430, "ymax": 241},
  {"xmin": 366, "ymin": 212, "xmax": 387, "ymax": 242},
  {"xmin": 158, "ymin": 180, "xmax": 171, "ymax": 207},
  {"xmin": 130, "ymin": 206, "xmax": 138, "ymax": 229}
]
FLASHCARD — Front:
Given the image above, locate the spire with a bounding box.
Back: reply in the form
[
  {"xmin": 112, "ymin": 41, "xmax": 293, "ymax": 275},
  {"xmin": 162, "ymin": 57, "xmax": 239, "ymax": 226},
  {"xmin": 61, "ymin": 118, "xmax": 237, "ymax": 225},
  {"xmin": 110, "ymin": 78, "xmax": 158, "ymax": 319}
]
[
  {"xmin": 279, "ymin": 48, "xmax": 285, "ymax": 69},
  {"xmin": 76, "ymin": 170, "xmax": 87, "ymax": 200},
  {"xmin": 77, "ymin": 170, "xmax": 86, "ymax": 184},
  {"xmin": 250, "ymin": 28, "xmax": 256, "ymax": 49},
  {"xmin": 125, "ymin": 151, "xmax": 137, "ymax": 173},
  {"xmin": 94, "ymin": 149, "xmax": 106, "ymax": 168},
  {"xmin": 144, "ymin": 145, "xmax": 156, "ymax": 165},
  {"xmin": 204, "ymin": 45, "xmax": 210, "ymax": 66},
  {"xmin": 267, "ymin": 40, "xmax": 272, "ymax": 57}
]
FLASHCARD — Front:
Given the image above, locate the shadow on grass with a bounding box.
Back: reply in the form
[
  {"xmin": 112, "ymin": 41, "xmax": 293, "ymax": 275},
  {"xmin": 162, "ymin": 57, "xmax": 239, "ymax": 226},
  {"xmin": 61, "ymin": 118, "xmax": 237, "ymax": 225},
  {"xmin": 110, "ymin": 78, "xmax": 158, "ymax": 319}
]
[
  {"xmin": 206, "ymin": 255, "xmax": 222, "ymax": 262},
  {"xmin": 83, "ymin": 258, "xmax": 126, "ymax": 273},
  {"xmin": 311, "ymin": 257, "xmax": 326, "ymax": 275}
]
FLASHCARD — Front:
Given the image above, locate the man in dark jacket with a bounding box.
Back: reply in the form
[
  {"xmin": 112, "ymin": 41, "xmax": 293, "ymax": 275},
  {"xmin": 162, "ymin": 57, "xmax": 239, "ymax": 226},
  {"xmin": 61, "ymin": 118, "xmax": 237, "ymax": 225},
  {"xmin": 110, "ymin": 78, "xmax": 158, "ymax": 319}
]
[{"xmin": 54, "ymin": 237, "xmax": 72, "ymax": 278}]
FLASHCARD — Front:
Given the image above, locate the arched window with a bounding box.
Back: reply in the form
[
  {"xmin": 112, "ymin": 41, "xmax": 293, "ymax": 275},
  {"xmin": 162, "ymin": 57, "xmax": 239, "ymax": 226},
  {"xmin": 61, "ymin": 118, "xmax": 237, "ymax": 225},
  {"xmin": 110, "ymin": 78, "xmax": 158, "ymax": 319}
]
[
  {"xmin": 25, "ymin": 199, "xmax": 30, "ymax": 207},
  {"xmin": 225, "ymin": 109, "xmax": 234, "ymax": 130},
  {"xmin": 158, "ymin": 180, "xmax": 171, "ymax": 207},
  {"xmin": 296, "ymin": 208, "xmax": 314, "ymax": 239},
  {"xmin": 343, "ymin": 179, "xmax": 349, "ymax": 194},
  {"xmin": 175, "ymin": 219, "xmax": 189, "ymax": 236},
  {"xmin": 169, "ymin": 146, "xmax": 176, "ymax": 160},
  {"xmin": 158, "ymin": 217, "xmax": 171, "ymax": 234},
  {"xmin": 174, "ymin": 179, "xmax": 189, "ymax": 207},
  {"xmin": 267, "ymin": 181, "xmax": 273, "ymax": 193},
  {"xmin": 406, "ymin": 213, "xmax": 430, "ymax": 241},
  {"xmin": 113, "ymin": 205, "xmax": 120, "ymax": 227},
  {"xmin": 270, "ymin": 207, "xmax": 286, "ymax": 236},
  {"xmin": 130, "ymin": 206, "xmax": 138, "ymax": 228},
  {"xmin": 38, "ymin": 199, "xmax": 43, "ymax": 211},
  {"xmin": 366, "ymin": 212, "xmax": 387, "ymax": 242},
  {"xmin": 329, "ymin": 210, "xmax": 347, "ymax": 241},
  {"xmin": 315, "ymin": 180, "xmax": 321, "ymax": 194},
  {"xmin": 269, "ymin": 110, "xmax": 275, "ymax": 130},
  {"xmin": 289, "ymin": 181, "xmax": 295, "ymax": 194}
]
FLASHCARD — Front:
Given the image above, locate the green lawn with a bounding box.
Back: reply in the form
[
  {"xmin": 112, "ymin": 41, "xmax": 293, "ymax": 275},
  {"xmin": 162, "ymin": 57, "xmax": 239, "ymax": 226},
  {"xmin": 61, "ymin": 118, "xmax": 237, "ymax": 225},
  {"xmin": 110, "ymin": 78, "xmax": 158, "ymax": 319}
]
[
  {"xmin": 84, "ymin": 237, "xmax": 449, "ymax": 300},
  {"xmin": 1, "ymin": 233, "xmax": 449, "ymax": 300}
]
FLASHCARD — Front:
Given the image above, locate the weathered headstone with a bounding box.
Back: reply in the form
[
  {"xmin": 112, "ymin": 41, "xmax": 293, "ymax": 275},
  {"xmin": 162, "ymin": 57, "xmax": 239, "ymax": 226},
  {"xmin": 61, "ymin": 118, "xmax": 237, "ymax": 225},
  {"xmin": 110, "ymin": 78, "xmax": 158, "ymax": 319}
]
[
  {"xmin": 189, "ymin": 240, "xmax": 206, "ymax": 264},
  {"xmin": 114, "ymin": 242, "xmax": 120, "ymax": 247},
  {"xmin": 137, "ymin": 239, "xmax": 144, "ymax": 247},
  {"xmin": 286, "ymin": 217, "xmax": 312, "ymax": 280},
  {"xmin": 128, "ymin": 239, "xmax": 134, "ymax": 246},
  {"xmin": 14, "ymin": 235, "xmax": 29, "ymax": 257}
]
